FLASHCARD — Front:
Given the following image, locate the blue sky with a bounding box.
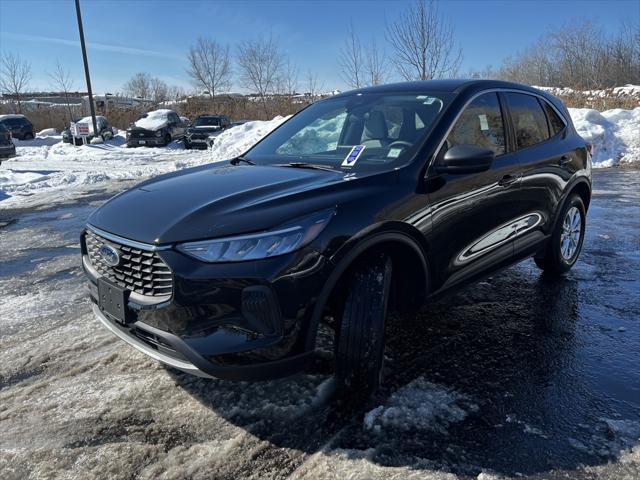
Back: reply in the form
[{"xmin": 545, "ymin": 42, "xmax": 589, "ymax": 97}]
[{"xmin": 0, "ymin": 0, "xmax": 636, "ymax": 94}]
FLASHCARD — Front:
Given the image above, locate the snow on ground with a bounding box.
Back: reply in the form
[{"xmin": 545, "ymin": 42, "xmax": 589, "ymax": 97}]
[{"xmin": 0, "ymin": 106, "xmax": 638, "ymax": 210}]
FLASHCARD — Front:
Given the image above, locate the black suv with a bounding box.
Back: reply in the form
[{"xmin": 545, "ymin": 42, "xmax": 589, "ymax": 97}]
[
  {"xmin": 0, "ymin": 114, "xmax": 35, "ymax": 140},
  {"xmin": 82, "ymin": 80, "xmax": 591, "ymax": 395},
  {"xmin": 0, "ymin": 123, "xmax": 16, "ymax": 162},
  {"xmin": 184, "ymin": 115, "xmax": 230, "ymax": 149},
  {"xmin": 126, "ymin": 109, "xmax": 187, "ymax": 147}
]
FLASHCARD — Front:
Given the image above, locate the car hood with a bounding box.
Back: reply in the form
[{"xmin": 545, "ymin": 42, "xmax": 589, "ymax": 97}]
[
  {"xmin": 128, "ymin": 126, "xmax": 162, "ymax": 134},
  {"xmin": 88, "ymin": 163, "xmax": 382, "ymax": 244}
]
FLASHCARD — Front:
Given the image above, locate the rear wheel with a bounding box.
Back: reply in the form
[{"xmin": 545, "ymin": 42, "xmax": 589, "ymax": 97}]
[
  {"xmin": 23, "ymin": 132, "xmax": 34, "ymax": 140},
  {"xmin": 335, "ymin": 255, "xmax": 392, "ymax": 397},
  {"xmin": 535, "ymin": 194, "xmax": 586, "ymax": 275},
  {"xmin": 164, "ymin": 134, "xmax": 171, "ymax": 146}
]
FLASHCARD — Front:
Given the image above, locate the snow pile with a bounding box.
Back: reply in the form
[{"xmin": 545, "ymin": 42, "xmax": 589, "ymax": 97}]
[
  {"xmin": 37, "ymin": 128, "xmax": 58, "ymax": 137},
  {"xmin": 133, "ymin": 109, "xmax": 173, "ymax": 130},
  {"xmin": 569, "ymin": 107, "xmax": 640, "ymax": 167},
  {"xmin": 363, "ymin": 378, "xmax": 477, "ymax": 433},
  {"xmin": 209, "ymin": 116, "xmax": 289, "ymax": 160}
]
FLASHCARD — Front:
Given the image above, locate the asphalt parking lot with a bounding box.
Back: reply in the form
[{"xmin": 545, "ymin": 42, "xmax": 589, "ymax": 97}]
[{"xmin": 0, "ymin": 168, "xmax": 638, "ymax": 480}]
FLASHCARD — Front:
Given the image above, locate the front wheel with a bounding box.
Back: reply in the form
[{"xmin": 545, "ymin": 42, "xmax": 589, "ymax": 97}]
[
  {"xmin": 335, "ymin": 255, "xmax": 392, "ymax": 397},
  {"xmin": 164, "ymin": 134, "xmax": 172, "ymax": 146},
  {"xmin": 535, "ymin": 194, "xmax": 586, "ymax": 275},
  {"xmin": 23, "ymin": 132, "xmax": 34, "ymax": 140}
]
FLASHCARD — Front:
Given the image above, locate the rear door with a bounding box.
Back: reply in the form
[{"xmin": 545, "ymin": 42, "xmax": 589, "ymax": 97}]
[
  {"xmin": 501, "ymin": 92, "xmax": 570, "ymax": 258},
  {"xmin": 426, "ymin": 92, "xmax": 527, "ymax": 291}
]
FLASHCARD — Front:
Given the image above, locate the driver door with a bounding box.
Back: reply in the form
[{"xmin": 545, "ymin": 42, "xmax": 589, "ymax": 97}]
[{"xmin": 426, "ymin": 92, "xmax": 526, "ymax": 291}]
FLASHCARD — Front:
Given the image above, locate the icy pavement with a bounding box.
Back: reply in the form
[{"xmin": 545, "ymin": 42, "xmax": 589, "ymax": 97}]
[{"xmin": 0, "ymin": 169, "xmax": 639, "ymax": 479}]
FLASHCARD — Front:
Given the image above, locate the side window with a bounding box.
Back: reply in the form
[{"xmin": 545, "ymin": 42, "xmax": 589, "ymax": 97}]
[
  {"xmin": 447, "ymin": 93, "xmax": 505, "ymax": 155},
  {"xmin": 504, "ymin": 93, "xmax": 549, "ymax": 149},
  {"xmin": 540, "ymin": 100, "xmax": 566, "ymax": 137}
]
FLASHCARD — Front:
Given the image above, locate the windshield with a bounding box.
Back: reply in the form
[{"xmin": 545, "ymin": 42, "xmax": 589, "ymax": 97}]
[
  {"xmin": 194, "ymin": 117, "xmax": 221, "ymax": 127},
  {"xmin": 245, "ymin": 92, "xmax": 452, "ymax": 172}
]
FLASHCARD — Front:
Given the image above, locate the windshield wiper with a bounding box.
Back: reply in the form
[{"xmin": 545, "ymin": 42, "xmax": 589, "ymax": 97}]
[
  {"xmin": 275, "ymin": 162, "xmax": 338, "ymax": 172},
  {"xmin": 230, "ymin": 156, "xmax": 255, "ymax": 165}
]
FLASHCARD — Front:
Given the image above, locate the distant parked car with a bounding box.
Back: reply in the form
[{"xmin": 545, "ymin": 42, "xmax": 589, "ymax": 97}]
[
  {"xmin": 184, "ymin": 115, "xmax": 230, "ymax": 150},
  {"xmin": 0, "ymin": 123, "xmax": 16, "ymax": 163},
  {"xmin": 126, "ymin": 109, "xmax": 187, "ymax": 147},
  {"xmin": 63, "ymin": 116, "xmax": 115, "ymax": 145},
  {"xmin": 0, "ymin": 114, "xmax": 34, "ymax": 140}
]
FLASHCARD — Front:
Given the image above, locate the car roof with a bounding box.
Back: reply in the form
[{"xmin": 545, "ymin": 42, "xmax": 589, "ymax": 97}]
[
  {"xmin": 0, "ymin": 114, "xmax": 28, "ymax": 120},
  {"xmin": 331, "ymin": 79, "xmax": 546, "ymax": 97}
]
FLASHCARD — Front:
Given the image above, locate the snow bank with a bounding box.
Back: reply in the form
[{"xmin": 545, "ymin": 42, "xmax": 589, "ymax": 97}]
[
  {"xmin": 37, "ymin": 128, "xmax": 58, "ymax": 137},
  {"xmin": 133, "ymin": 109, "xmax": 173, "ymax": 130},
  {"xmin": 569, "ymin": 107, "xmax": 640, "ymax": 167},
  {"xmin": 209, "ymin": 116, "xmax": 289, "ymax": 161}
]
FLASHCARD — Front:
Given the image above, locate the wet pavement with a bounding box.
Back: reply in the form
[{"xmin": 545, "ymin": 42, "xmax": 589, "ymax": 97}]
[{"xmin": 0, "ymin": 169, "xmax": 638, "ymax": 479}]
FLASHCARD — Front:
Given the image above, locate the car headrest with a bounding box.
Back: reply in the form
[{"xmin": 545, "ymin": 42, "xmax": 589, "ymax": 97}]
[{"xmin": 364, "ymin": 111, "xmax": 388, "ymax": 140}]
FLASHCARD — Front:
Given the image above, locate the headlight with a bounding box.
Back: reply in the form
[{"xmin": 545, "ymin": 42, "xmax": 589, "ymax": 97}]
[
  {"xmin": 155, "ymin": 130, "xmax": 162, "ymax": 137},
  {"xmin": 176, "ymin": 209, "xmax": 334, "ymax": 263}
]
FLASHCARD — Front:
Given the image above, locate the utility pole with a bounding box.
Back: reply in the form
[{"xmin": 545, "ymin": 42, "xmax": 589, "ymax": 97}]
[{"xmin": 75, "ymin": 0, "xmax": 98, "ymax": 137}]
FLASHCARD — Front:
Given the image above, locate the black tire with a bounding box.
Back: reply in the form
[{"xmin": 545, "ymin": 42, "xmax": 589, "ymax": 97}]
[
  {"xmin": 23, "ymin": 132, "xmax": 34, "ymax": 140},
  {"xmin": 335, "ymin": 255, "xmax": 392, "ymax": 396},
  {"xmin": 535, "ymin": 194, "xmax": 586, "ymax": 275},
  {"xmin": 164, "ymin": 134, "xmax": 172, "ymax": 146},
  {"xmin": 184, "ymin": 142, "xmax": 191, "ymax": 150}
]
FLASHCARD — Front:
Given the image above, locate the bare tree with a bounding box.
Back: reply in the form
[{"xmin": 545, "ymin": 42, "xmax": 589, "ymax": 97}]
[
  {"xmin": 365, "ymin": 39, "xmax": 388, "ymax": 86},
  {"xmin": 123, "ymin": 72, "xmax": 152, "ymax": 100},
  {"xmin": 186, "ymin": 37, "xmax": 232, "ymax": 100},
  {"xmin": 48, "ymin": 59, "xmax": 75, "ymax": 122},
  {"xmin": 307, "ymin": 70, "xmax": 325, "ymax": 101},
  {"xmin": 339, "ymin": 22, "xmax": 364, "ymax": 88},
  {"xmin": 281, "ymin": 58, "xmax": 299, "ymax": 97},
  {"xmin": 150, "ymin": 77, "xmax": 169, "ymax": 104},
  {"xmin": 386, "ymin": 0, "xmax": 462, "ymax": 81},
  {"xmin": 237, "ymin": 34, "xmax": 285, "ymax": 116},
  {"xmin": 0, "ymin": 53, "xmax": 32, "ymax": 113}
]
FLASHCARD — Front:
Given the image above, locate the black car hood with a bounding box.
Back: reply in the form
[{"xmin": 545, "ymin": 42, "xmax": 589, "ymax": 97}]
[
  {"xmin": 128, "ymin": 126, "xmax": 163, "ymax": 134},
  {"xmin": 88, "ymin": 163, "xmax": 384, "ymax": 244}
]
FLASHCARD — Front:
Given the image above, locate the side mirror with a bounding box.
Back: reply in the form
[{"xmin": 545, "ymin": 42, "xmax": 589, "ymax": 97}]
[{"xmin": 435, "ymin": 144, "xmax": 495, "ymax": 174}]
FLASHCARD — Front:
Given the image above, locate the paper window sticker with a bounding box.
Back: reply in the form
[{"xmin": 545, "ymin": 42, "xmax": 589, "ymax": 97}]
[
  {"xmin": 479, "ymin": 114, "xmax": 489, "ymax": 131},
  {"xmin": 387, "ymin": 148, "xmax": 402, "ymax": 158}
]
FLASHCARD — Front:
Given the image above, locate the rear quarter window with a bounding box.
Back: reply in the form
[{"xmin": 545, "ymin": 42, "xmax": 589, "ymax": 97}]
[
  {"xmin": 540, "ymin": 100, "xmax": 566, "ymax": 137},
  {"xmin": 504, "ymin": 92, "xmax": 550, "ymax": 149}
]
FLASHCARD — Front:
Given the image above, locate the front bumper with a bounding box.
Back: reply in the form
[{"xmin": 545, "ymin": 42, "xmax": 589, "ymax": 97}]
[
  {"xmin": 127, "ymin": 137, "xmax": 165, "ymax": 147},
  {"xmin": 82, "ymin": 229, "xmax": 330, "ymax": 380},
  {"xmin": 185, "ymin": 135, "xmax": 210, "ymax": 149}
]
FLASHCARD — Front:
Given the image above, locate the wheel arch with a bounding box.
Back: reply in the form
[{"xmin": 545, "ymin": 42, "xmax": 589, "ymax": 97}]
[
  {"xmin": 551, "ymin": 177, "xmax": 592, "ymax": 233},
  {"xmin": 304, "ymin": 228, "xmax": 430, "ymax": 351}
]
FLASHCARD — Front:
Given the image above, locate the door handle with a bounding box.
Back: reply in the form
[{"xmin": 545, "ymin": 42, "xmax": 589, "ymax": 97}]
[
  {"xmin": 498, "ymin": 174, "xmax": 520, "ymax": 187},
  {"xmin": 559, "ymin": 155, "xmax": 573, "ymax": 166}
]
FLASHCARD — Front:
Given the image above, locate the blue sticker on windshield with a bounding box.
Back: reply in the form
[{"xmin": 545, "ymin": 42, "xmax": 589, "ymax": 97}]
[{"xmin": 342, "ymin": 145, "xmax": 365, "ymax": 167}]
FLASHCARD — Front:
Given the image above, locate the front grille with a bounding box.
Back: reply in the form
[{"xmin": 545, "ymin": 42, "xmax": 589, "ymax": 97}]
[
  {"xmin": 85, "ymin": 229, "xmax": 173, "ymax": 298},
  {"xmin": 189, "ymin": 132, "xmax": 209, "ymax": 140}
]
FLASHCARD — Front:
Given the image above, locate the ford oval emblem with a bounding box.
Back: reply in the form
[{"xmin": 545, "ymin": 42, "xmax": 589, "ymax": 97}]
[{"xmin": 99, "ymin": 244, "xmax": 120, "ymax": 267}]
